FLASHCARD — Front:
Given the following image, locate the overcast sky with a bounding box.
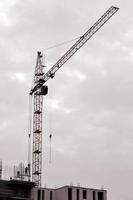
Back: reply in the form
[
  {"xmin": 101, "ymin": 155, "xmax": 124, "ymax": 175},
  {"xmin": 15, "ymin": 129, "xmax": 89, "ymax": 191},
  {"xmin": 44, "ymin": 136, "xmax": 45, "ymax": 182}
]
[{"xmin": 0, "ymin": 0, "xmax": 133, "ymax": 200}]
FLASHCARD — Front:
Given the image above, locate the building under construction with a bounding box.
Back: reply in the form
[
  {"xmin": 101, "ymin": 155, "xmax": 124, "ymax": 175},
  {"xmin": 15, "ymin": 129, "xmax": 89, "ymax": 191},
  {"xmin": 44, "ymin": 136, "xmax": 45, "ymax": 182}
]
[
  {"xmin": 0, "ymin": 179, "xmax": 106, "ymax": 200},
  {"xmin": 0, "ymin": 5, "xmax": 119, "ymax": 200},
  {"xmin": 0, "ymin": 161, "xmax": 106, "ymax": 200},
  {"xmin": 32, "ymin": 185, "xmax": 107, "ymax": 200},
  {"xmin": 0, "ymin": 179, "xmax": 35, "ymax": 200}
]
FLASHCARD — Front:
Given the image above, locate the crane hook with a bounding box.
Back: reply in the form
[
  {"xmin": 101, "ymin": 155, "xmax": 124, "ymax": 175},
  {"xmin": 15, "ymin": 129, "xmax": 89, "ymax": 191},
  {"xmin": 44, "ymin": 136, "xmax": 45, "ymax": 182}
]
[{"xmin": 49, "ymin": 134, "xmax": 52, "ymax": 164}]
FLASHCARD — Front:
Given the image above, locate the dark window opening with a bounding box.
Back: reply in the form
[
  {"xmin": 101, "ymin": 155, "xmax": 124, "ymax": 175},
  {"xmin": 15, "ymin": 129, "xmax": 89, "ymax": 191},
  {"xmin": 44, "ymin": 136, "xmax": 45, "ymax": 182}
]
[
  {"xmin": 98, "ymin": 192, "xmax": 104, "ymax": 200},
  {"xmin": 77, "ymin": 189, "xmax": 79, "ymax": 200},
  {"xmin": 50, "ymin": 191, "xmax": 53, "ymax": 200},
  {"xmin": 83, "ymin": 190, "xmax": 87, "ymax": 199},
  {"xmin": 68, "ymin": 188, "xmax": 72, "ymax": 200},
  {"xmin": 42, "ymin": 190, "xmax": 44, "ymax": 200},
  {"xmin": 37, "ymin": 190, "xmax": 41, "ymax": 200},
  {"xmin": 93, "ymin": 191, "xmax": 95, "ymax": 200}
]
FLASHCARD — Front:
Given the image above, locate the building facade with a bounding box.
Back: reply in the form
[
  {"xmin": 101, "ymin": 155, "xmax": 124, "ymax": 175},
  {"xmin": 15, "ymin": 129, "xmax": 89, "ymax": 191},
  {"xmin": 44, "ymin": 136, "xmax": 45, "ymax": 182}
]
[{"xmin": 31, "ymin": 185, "xmax": 107, "ymax": 200}]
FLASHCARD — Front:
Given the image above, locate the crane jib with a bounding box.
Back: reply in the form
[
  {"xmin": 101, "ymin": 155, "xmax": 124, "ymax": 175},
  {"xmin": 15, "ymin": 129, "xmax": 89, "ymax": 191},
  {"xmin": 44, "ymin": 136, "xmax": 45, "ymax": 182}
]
[
  {"xmin": 30, "ymin": 6, "xmax": 119, "ymax": 95},
  {"xmin": 30, "ymin": 6, "xmax": 119, "ymax": 96}
]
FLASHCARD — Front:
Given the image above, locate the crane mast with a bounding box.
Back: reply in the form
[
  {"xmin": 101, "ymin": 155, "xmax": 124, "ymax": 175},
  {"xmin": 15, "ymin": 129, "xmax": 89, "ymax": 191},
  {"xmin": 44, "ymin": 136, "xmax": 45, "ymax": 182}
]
[
  {"xmin": 31, "ymin": 52, "xmax": 47, "ymax": 186},
  {"xmin": 30, "ymin": 6, "xmax": 119, "ymax": 187}
]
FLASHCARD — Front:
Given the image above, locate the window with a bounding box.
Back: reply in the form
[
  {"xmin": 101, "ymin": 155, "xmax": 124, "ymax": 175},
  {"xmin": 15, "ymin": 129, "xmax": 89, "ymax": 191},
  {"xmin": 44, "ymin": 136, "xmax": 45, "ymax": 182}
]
[
  {"xmin": 68, "ymin": 188, "xmax": 72, "ymax": 200},
  {"xmin": 42, "ymin": 190, "xmax": 44, "ymax": 200},
  {"xmin": 50, "ymin": 191, "xmax": 53, "ymax": 200},
  {"xmin": 93, "ymin": 191, "xmax": 95, "ymax": 200},
  {"xmin": 83, "ymin": 190, "xmax": 87, "ymax": 199},
  {"xmin": 37, "ymin": 190, "xmax": 41, "ymax": 200},
  {"xmin": 77, "ymin": 189, "xmax": 79, "ymax": 200},
  {"xmin": 98, "ymin": 192, "xmax": 104, "ymax": 200}
]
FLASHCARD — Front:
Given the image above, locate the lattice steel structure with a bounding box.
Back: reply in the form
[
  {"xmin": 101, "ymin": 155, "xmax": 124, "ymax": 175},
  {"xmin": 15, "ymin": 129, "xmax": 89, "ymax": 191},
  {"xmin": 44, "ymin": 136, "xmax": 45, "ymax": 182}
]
[
  {"xmin": 32, "ymin": 52, "xmax": 48, "ymax": 186},
  {"xmin": 30, "ymin": 6, "xmax": 119, "ymax": 186}
]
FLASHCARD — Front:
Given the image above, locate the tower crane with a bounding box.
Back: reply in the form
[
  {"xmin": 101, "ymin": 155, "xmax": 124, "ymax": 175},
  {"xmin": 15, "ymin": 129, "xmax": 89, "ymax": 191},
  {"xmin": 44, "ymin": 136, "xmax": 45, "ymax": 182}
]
[{"xmin": 29, "ymin": 6, "xmax": 119, "ymax": 187}]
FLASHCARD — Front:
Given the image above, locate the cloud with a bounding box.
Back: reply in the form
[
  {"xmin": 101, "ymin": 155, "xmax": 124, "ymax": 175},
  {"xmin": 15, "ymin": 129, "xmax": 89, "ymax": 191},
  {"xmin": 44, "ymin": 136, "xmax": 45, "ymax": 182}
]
[
  {"xmin": 0, "ymin": 0, "xmax": 18, "ymax": 27},
  {"xmin": 9, "ymin": 72, "xmax": 26, "ymax": 82}
]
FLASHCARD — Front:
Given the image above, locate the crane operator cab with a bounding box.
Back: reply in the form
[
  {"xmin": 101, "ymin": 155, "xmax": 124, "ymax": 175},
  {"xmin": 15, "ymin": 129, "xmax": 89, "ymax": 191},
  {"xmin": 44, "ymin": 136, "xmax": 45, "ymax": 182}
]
[{"xmin": 41, "ymin": 85, "xmax": 48, "ymax": 96}]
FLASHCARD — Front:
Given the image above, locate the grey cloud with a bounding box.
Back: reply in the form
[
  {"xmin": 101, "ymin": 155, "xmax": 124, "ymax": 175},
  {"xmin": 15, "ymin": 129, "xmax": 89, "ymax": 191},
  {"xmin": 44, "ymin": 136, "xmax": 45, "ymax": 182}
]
[{"xmin": 0, "ymin": 1, "xmax": 133, "ymax": 200}]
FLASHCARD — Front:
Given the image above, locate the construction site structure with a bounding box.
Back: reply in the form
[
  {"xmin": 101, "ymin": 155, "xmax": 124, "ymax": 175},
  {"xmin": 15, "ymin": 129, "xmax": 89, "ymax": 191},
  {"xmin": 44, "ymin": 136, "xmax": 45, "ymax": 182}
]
[
  {"xmin": 0, "ymin": 4, "xmax": 120, "ymax": 200},
  {"xmin": 0, "ymin": 179, "xmax": 35, "ymax": 200},
  {"xmin": 13, "ymin": 162, "xmax": 30, "ymax": 181},
  {"xmin": 29, "ymin": 5, "xmax": 119, "ymax": 187},
  {"xmin": 31, "ymin": 185, "xmax": 107, "ymax": 200},
  {"xmin": 0, "ymin": 159, "xmax": 2, "ymax": 180},
  {"xmin": 0, "ymin": 179, "xmax": 106, "ymax": 200}
]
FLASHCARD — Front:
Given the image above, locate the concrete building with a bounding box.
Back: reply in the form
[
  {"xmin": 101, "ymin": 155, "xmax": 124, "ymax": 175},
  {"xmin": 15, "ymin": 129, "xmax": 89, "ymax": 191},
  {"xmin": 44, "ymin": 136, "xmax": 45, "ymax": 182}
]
[
  {"xmin": 0, "ymin": 179, "xmax": 35, "ymax": 200},
  {"xmin": 31, "ymin": 185, "xmax": 107, "ymax": 200},
  {"xmin": 0, "ymin": 179, "xmax": 107, "ymax": 200}
]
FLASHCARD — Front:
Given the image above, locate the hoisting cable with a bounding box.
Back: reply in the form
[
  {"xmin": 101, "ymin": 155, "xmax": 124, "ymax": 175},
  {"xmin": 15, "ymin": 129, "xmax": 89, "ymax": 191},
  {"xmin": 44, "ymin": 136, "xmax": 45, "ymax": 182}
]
[
  {"xmin": 49, "ymin": 80, "xmax": 54, "ymax": 164},
  {"xmin": 27, "ymin": 94, "xmax": 33, "ymax": 180},
  {"xmin": 49, "ymin": 134, "xmax": 52, "ymax": 164},
  {"xmin": 40, "ymin": 36, "xmax": 80, "ymax": 164}
]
